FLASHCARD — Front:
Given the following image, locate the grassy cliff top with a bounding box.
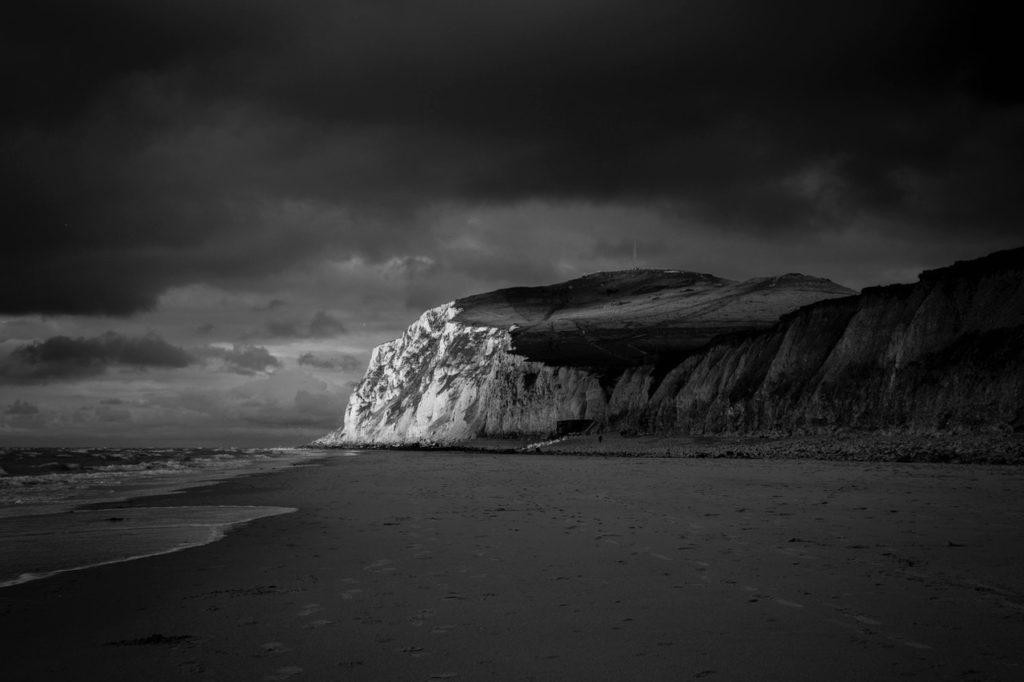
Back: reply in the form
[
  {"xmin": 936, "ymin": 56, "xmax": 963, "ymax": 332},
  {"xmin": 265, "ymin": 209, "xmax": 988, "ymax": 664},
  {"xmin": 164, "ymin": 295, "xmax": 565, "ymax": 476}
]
[{"xmin": 454, "ymin": 269, "xmax": 854, "ymax": 367}]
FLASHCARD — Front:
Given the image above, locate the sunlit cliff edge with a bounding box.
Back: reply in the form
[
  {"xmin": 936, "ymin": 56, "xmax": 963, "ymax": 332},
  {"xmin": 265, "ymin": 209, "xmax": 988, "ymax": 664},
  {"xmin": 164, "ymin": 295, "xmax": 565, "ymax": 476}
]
[{"xmin": 314, "ymin": 248, "xmax": 1024, "ymax": 447}]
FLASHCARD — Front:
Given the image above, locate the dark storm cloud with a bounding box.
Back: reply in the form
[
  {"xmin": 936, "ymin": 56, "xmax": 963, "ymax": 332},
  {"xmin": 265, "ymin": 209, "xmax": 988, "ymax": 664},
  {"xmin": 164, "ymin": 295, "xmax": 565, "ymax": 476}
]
[
  {"xmin": 1, "ymin": 399, "xmax": 47, "ymax": 429},
  {"xmin": 1, "ymin": 332, "xmax": 191, "ymax": 381},
  {"xmin": 297, "ymin": 351, "xmax": 363, "ymax": 373},
  {"xmin": 4, "ymin": 400, "xmax": 41, "ymax": 416},
  {"xmin": 265, "ymin": 311, "xmax": 348, "ymax": 339},
  {"xmin": 2, "ymin": 1, "xmax": 1022, "ymax": 314},
  {"xmin": 193, "ymin": 344, "xmax": 281, "ymax": 375},
  {"xmin": 255, "ymin": 299, "xmax": 288, "ymax": 312},
  {"xmin": 308, "ymin": 311, "xmax": 348, "ymax": 338}
]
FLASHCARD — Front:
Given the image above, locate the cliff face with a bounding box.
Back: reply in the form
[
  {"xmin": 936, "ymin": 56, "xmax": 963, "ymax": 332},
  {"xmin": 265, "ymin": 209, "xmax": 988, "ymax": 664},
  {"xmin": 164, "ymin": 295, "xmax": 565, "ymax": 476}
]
[
  {"xmin": 315, "ymin": 249, "xmax": 1024, "ymax": 446},
  {"xmin": 314, "ymin": 302, "xmax": 606, "ymax": 445},
  {"xmin": 315, "ymin": 269, "xmax": 854, "ymax": 445},
  {"xmin": 629, "ymin": 250, "xmax": 1024, "ymax": 434},
  {"xmin": 456, "ymin": 269, "xmax": 854, "ymax": 366}
]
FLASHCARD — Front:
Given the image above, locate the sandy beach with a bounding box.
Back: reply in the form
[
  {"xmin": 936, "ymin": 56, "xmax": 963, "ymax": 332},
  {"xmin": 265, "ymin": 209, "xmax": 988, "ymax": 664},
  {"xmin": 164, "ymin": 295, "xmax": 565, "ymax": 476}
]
[{"xmin": 2, "ymin": 450, "xmax": 1024, "ymax": 681}]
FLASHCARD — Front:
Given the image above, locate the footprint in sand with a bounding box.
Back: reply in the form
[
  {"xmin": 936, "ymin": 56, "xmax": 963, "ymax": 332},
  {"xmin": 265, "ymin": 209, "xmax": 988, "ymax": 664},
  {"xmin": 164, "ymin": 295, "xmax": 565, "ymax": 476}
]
[
  {"xmin": 833, "ymin": 606, "xmax": 881, "ymax": 626},
  {"xmin": 409, "ymin": 609, "xmax": 434, "ymax": 627},
  {"xmin": 364, "ymin": 559, "xmax": 396, "ymax": 573},
  {"xmin": 260, "ymin": 642, "xmax": 291, "ymax": 655},
  {"xmin": 264, "ymin": 666, "xmax": 303, "ymax": 680},
  {"xmin": 775, "ymin": 599, "xmax": 804, "ymax": 609},
  {"xmin": 303, "ymin": 619, "xmax": 334, "ymax": 629}
]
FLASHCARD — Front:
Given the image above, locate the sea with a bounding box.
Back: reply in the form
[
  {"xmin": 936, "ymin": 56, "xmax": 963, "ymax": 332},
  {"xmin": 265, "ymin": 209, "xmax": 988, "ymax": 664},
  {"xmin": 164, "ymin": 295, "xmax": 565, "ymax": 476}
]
[{"xmin": 0, "ymin": 446, "xmax": 331, "ymax": 588}]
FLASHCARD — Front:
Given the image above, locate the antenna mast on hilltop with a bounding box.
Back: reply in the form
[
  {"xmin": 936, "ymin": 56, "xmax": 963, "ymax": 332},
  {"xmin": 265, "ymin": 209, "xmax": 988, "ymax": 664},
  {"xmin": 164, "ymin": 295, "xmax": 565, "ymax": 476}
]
[{"xmin": 632, "ymin": 239, "xmax": 638, "ymax": 270}]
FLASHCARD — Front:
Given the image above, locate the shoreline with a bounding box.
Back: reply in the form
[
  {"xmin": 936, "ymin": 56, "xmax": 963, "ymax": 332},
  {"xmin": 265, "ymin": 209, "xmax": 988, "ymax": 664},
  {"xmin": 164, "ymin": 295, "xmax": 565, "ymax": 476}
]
[
  {"xmin": 318, "ymin": 431, "xmax": 1024, "ymax": 464},
  {"xmin": 0, "ymin": 450, "xmax": 333, "ymax": 589},
  {"xmin": 2, "ymin": 450, "xmax": 1023, "ymax": 680},
  {"xmin": 0, "ymin": 505, "xmax": 297, "ymax": 589}
]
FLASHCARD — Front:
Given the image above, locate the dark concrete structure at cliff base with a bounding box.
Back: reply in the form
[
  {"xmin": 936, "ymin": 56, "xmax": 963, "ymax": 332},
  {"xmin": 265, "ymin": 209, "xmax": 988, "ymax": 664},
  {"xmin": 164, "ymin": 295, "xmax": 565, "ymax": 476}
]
[{"xmin": 556, "ymin": 419, "xmax": 594, "ymax": 437}]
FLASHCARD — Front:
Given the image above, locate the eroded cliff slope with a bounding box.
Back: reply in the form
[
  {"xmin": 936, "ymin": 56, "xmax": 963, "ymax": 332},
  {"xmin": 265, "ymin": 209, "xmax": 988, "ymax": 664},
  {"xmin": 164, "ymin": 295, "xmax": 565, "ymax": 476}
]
[
  {"xmin": 315, "ymin": 269, "xmax": 854, "ymax": 445},
  {"xmin": 315, "ymin": 249, "xmax": 1024, "ymax": 446},
  {"xmin": 630, "ymin": 249, "xmax": 1024, "ymax": 434}
]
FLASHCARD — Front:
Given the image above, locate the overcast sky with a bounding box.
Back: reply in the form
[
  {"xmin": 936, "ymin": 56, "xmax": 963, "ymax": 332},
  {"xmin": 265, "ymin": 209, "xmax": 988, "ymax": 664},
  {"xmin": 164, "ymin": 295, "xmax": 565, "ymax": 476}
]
[{"xmin": 1, "ymin": 1, "xmax": 1021, "ymax": 446}]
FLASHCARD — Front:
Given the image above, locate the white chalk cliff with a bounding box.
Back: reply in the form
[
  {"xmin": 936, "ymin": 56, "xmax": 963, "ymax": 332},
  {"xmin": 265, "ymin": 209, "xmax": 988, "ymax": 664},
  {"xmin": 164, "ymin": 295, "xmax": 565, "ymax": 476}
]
[
  {"xmin": 316, "ymin": 250, "xmax": 1024, "ymax": 446},
  {"xmin": 314, "ymin": 270, "xmax": 855, "ymax": 446},
  {"xmin": 314, "ymin": 302, "xmax": 605, "ymax": 445}
]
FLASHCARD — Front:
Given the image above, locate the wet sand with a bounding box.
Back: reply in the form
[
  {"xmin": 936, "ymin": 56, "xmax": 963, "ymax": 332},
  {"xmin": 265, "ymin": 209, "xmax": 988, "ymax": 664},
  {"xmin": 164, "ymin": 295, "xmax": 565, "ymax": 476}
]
[
  {"xmin": 2, "ymin": 451, "xmax": 1023, "ymax": 681},
  {"xmin": 0, "ymin": 505, "xmax": 296, "ymax": 588},
  {"xmin": 522, "ymin": 432, "xmax": 1024, "ymax": 464}
]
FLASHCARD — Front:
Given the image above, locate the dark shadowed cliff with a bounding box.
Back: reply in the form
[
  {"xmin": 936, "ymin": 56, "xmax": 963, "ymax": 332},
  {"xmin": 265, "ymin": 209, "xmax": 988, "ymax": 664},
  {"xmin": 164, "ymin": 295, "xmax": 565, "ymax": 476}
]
[
  {"xmin": 625, "ymin": 248, "xmax": 1024, "ymax": 435},
  {"xmin": 316, "ymin": 248, "xmax": 1024, "ymax": 446},
  {"xmin": 456, "ymin": 270, "xmax": 851, "ymax": 367}
]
